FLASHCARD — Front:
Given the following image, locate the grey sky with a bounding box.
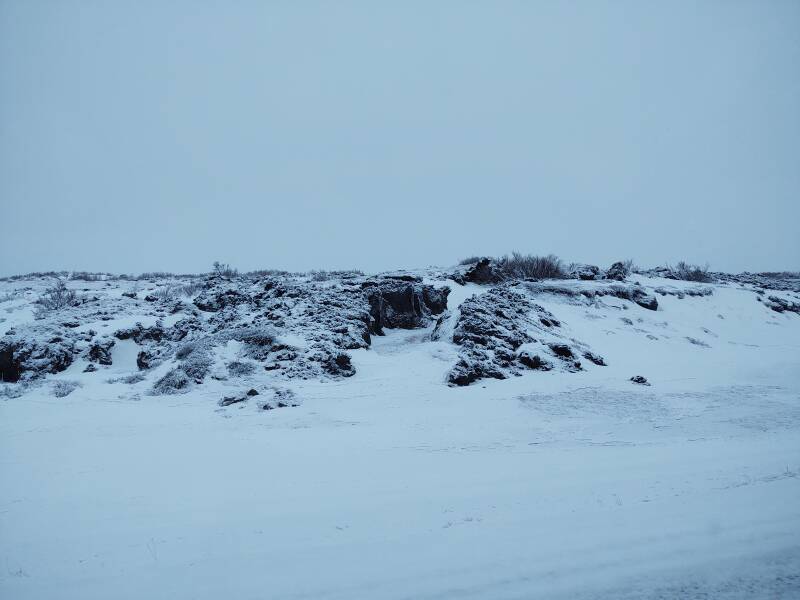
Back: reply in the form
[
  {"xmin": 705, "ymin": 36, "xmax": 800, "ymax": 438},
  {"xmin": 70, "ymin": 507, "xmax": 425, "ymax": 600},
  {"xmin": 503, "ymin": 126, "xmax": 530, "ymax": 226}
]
[{"xmin": 1, "ymin": 0, "xmax": 798, "ymax": 276}]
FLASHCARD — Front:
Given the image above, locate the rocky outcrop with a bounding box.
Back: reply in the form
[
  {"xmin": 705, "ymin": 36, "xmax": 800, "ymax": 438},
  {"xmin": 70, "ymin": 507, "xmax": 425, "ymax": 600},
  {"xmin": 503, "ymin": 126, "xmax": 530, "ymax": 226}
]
[
  {"xmin": 363, "ymin": 279, "xmax": 449, "ymax": 334},
  {"xmin": 462, "ymin": 258, "xmax": 505, "ymax": 285},
  {"xmin": 762, "ymin": 295, "xmax": 800, "ymax": 314},
  {"xmin": 568, "ymin": 264, "xmax": 602, "ymax": 281},
  {"xmin": 0, "ymin": 329, "xmax": 76, "ymax": 383},
  {"xmin": 446, "ymin": 284, "xmax": 601, "ymax": 386},
  {"xmin": 87, "ymin": 339, "xmax": 115, "ymax": 366},
  {"xmin": 654, "ymin": 286, "xmax": 714, "ymax": 299},
  {"xmin": 522, "ymin": 281, "xmax": 658, "ymax": 311},
  {"xmin": 604, "ymin": 262, "xmax": 628, "ymax": 281}
]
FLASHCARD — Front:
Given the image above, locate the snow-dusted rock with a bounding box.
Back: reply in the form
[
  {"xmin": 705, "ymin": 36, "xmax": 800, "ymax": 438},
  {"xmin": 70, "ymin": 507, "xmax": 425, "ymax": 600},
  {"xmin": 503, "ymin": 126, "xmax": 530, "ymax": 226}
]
[{"xmin": 446, "ymin": 284, "xmax": 599, "ymax": 386}]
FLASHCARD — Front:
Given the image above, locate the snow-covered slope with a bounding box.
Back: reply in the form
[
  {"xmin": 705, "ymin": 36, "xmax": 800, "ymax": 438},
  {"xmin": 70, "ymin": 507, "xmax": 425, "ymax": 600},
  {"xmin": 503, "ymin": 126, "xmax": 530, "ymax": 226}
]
[{"xmin": 1, "ymin": 269, "xmax": 799, "ymax": 599}]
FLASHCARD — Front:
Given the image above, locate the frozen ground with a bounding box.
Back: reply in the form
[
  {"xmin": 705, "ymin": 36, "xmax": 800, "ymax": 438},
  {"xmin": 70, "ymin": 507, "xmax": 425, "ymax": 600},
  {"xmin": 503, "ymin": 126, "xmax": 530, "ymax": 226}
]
[{"xmin": 1, "ymin": 273, "xmax": 799, "ymax": 598}]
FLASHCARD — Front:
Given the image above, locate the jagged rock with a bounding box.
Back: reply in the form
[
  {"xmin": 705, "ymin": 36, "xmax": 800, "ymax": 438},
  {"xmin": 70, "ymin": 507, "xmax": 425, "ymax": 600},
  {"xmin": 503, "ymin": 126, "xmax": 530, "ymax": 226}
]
[
  {"xmin": 568, "ymin": 264, "xmax": 602, "ymax": 281},
  {"xmin": 518, "ymin": 351, "xmax": 553, "ymax": 371},
  {"xmin": 87, "ymin": 339, "xmax": 115, "ymax": 366},
  {"xmin": 582, "ymin": 351, "xmax": 606, "ymax": 366},
  {"xmin": 447, "ymin": 284, "xmax": 598, "ymax": 385},
  {"xmin": 522, "ymin": 281, "xmax": 658, "ymax": 312},
  {"xmin": 363, "ymin": 280, "xmax": 449, "ymax": 334},
  {"xmin": 136, "ymin": 350, "xmax": 153, "ymax": 370},
  {"xmin": 764, "ymin": 295, "xmax": 800, "ymax": 314},
  {"xmin": 630, "ymin": 375, "xmax": 650, "ymax": 386},
  {"xmin": 114, "ymin": 323, "xmax": 165, "ymax": 344},
  {"xmin": 605, "ymin": 262, "xmax": 628, "ymax": 281},
  {"xmin": 0, "ymin": 331, "xmax": 75, "ymax": 383},
  {"xmin": 194, "ymin": 287, "xmax": 249, "ymax": 312},
  {"xmin": 219, "ymin": 395, "xmax": 246, "ymax": 407},
  {"xmin": 463, "ymin": 258, "xmax": 504, "ymax": 285},
  {"xmin": 654, "ymin": 286, "xmax": 714, "ymax": 299}
]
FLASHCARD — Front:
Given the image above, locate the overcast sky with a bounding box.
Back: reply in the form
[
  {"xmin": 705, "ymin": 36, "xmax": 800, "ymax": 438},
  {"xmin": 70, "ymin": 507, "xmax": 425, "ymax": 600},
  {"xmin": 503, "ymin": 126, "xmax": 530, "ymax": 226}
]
[{"xmin": 1, "ymin": 1, "xmax": 798, "ymax": 276}]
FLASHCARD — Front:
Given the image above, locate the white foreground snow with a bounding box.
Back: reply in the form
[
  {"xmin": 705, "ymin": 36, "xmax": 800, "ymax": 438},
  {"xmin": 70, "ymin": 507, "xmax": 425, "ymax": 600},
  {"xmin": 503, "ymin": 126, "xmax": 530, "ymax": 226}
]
[{"xmin": 1, "ymin": 278, "xmax": 799, "ymax": 598}]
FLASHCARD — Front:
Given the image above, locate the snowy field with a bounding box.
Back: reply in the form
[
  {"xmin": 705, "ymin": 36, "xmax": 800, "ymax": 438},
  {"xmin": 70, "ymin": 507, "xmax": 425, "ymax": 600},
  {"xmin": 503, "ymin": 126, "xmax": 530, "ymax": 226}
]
[{"xmin": 1, "ymin": 275, "xmax": 799, "ymax": 599}]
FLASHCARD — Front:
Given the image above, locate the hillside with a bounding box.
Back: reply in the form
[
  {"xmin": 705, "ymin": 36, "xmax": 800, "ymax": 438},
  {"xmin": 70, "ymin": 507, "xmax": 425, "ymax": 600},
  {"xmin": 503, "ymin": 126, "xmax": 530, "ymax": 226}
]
[{"xmin": 1, "ymin": 263, "xmax": 799, "ymax": 599}]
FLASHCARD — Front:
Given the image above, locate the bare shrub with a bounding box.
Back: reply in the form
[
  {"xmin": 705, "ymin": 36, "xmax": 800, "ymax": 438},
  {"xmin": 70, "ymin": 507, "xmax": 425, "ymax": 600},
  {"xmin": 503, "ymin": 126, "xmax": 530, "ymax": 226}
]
[
  {"xmin": 181, "ymin": 353, "xmax": 213, "ymax": 381},
  {"xmin": 10, "ymin": 271, "xmax": 68, "ymax": 280},
  {"xmin": 212, "ymin": 261, "xmax": 238, "ymax": 278},
  {"xmin": 176, "ymin": 281, "xmax": 204, "ymax": 297},
  {"xmin": 668, "ymin": 261, "xmax": 713, "ymax": 283},
  {"xmin": 309, "ymin": 270, "xmax": 330, "ymax": 282},
  {"xmin": 152, "ymin": 285, "xmax": 177, "ymax": 302},
  {"xmin": 245, "ymin": 269, "xmax": 292, "ymax": 277},
  {"xmin": 230, "ymin": 326, "xmax": 277, "ymax": 347},
  {"xmin": 497, "ymin": 252, "xmax": 566, "ymax": 280},
  {"xmin": 620, "ymin": 259, "xmax": 636, "ymax": 277},
  {"xmin": 70, "ymin": 271, "xmax": 106, "ymax": 281},
  {"xmin": 227, "ymin": 360, "xmax": 257, "ymax": 377},
  {"xmin": 36, "ymin": 281, "xmax": 78, "ymax": 312},
  {"xmin": 174, "ymin": 341, "xmax": 198, "ymax": 360},
  {"xmin": 136, "ymin": 272, "xmax": 175, "ymax": 280},
  {"xmin": 52, "ymin": 380, "xmax": 81, "ymax": 398},
  {"xmin": 152, "ymin": 368, "xmax": 190, "ymax": 395}
]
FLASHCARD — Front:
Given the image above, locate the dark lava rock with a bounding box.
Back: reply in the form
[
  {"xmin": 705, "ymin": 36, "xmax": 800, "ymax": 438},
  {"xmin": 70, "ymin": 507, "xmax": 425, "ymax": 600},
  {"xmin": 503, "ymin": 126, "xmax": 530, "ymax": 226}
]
[
  {"xmin": 363, "ymin": 280, "xmax": 449, "ymax": 335},
  {"xmin": 463, "ymin": 258, "xmax": 505, "ymax": 285},
  {"xmin": 446, "ymin": 284, "xmax": 603, "ymax": 385},
  {"xmin": 83, "ymin": 363, "xmax": 98, "ymax": 373},
  {"xmin": 764, "ymin": 295, "xmax": 800, "ymax": 314},
  {"xmin": 605, "ymin": 262, "xmax": 628, "ymax": 281},
  {"xmin": 219, "ymin": 395, "xmax": 246, "ymax": 407},
  {"xmin": 568, "ymin": 264, "xmax": 602, "ymax": 281},
  {"xmin": 246, "ymin": 388, "xmax": 259, "ymax": 396},
  {"xmin": 548, "ymin": 343, "xmax": 574, "ymax": 358},
  {"xmin": 518, "ymin": 351, "xmax": 553, "ymax": 371},
  {"xmin": 323, "ymin": 352, "xmax": 355, "ymax": 377},
  {"xmin": 87, "ymin": 339, "xmax": 115, "ymax": 366},
  {"xmin": 582, "ymin": 351, "xmax": 606, "ymax": 366},
  {"xmin": 114, "ymin": 323, "xmax": 166, "ymax": 344},
  {"xmin": 0, "ymin": 333, "xmax": 75, "ymax": 383},
  {"xmin": 194, "ymin": 287, "xmax": 249, "ymax": 313},
  {"xmin": 630, "ymin": 375, "xmax": 650, "ymax": 386}
]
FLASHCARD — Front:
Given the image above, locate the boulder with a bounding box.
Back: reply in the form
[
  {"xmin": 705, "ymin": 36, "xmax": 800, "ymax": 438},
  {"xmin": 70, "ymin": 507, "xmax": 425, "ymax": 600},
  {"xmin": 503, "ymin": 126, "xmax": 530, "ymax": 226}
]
[
  {"xmin": 463, "ymin": 258, "xmax": 504, "ymax": 285},
  {"xmin": 605, "ymin": 262, "xmax": 628, "ymax": 281},
  {"xmin": 87, "ymin": 339, "xmax": 115, "ymax": 366},
  {"xmin": 568, "ymin": 264, "xmax": 602, "ymax": 281}
]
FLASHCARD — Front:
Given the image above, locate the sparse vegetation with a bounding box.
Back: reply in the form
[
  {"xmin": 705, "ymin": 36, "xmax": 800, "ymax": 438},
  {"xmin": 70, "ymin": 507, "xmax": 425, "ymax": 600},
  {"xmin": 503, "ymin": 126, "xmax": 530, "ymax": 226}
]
[
  {"xmin": 150, "ymin": 285, "xmax": 177, "ymax": 302},
  {"xmin": 306, "ymin": 269, "xmax": 364, "ymax": 281},
  {"xmin": 497, "ymin": 252, "xmax": 566, "ymax": 280},
  {"xmin": 9, "ymin": 271, "xmax": 69, "ymax": 280},
  {"xmin": 620, "ymin": 259, "xmax": 636, "ymax": 277},
  {"xmin": 136, "ymin": 272, "xmax": 176, "ymax": 281},
  {"xmin": 227, "ymin": 360, "xmax": 257, "ymax": 377},
  {"xmin": 152, "ymin": 368, "xmax": 191, "ymax": 395},
  {"xmin": 668, "ymin": 261, "xmax": 713, "ymax": 283},
  {"xmin": 52, "ymin": 380, "xmax": 81, "ymax": 398},
  {"xmin": 212, "ymin": 262, "xmax": 238, "ymax": 278},
  {"xmin": 245, "ymin": 269, "xmax": 293, "ymax": 278},
  {"xmin": 176, "ymin": 281, "xmax": 205, "ymax": 297},
  {"xmin": 70, "ymin": 271, "xmax": 108, "ymax": 282},
  {"xmin": 35, "ymin": 280, "xmax": 78, "ymax": 313}
]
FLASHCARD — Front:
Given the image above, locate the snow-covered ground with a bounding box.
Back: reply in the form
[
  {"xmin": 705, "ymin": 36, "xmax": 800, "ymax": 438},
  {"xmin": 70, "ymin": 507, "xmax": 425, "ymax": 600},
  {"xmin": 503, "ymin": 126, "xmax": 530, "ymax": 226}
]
[{"xmin": 1, "ymin": 273, "xmax": 799, "ymax": 598}]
